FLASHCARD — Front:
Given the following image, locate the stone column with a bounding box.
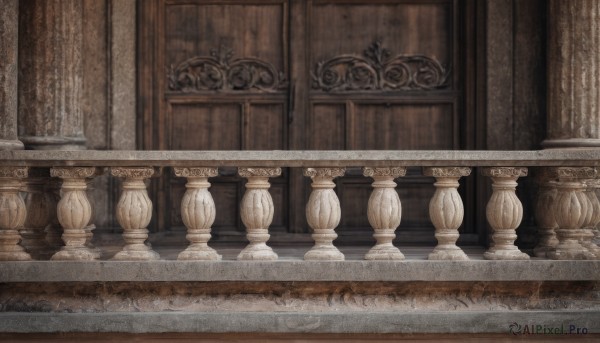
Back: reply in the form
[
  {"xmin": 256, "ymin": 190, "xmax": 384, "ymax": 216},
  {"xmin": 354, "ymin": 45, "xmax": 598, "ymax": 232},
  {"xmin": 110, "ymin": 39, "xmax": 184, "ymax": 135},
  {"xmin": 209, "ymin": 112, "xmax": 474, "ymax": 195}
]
[
  {"xmin": 543, "ymin": 0, "xmax": 600, "ymax": 148},
  {"xmin": 0, "ymin": 0, "xmax": 23, "ymax": 150},
  {"xmin": 362, "ymin": 167, "xmax": 406, "ymax": 260},
  {"xmin": 111, "ymin": 167, "xmax": 160, "ymax": 261},
  {"xmin": 303, "ymin": 168, "xmax": 345, "ymax": 261},
  {"xmin": 424, "ymin": 167, "xmax": 471, "ymax": 261},
  {"xmin": 174, "ymin": 167, "xmax": 221, "ymax": 261},
  {"xmin": 237, "ymin": 167, "xmax": 281, "ymax": 261},
  {"xmin": 0, "ymin": 167, "xmax": 29, "ymax": 260},
  {"xmin": 482, "ymin": 167, "xmax": 530, "ymax": 260},
  {"xmin": 18, "ymin": 0, "xmax": 86, "ymax": 150},
  {"xmin": 49, "ymin": 167, "xmax": 99, "ymax": 260}
]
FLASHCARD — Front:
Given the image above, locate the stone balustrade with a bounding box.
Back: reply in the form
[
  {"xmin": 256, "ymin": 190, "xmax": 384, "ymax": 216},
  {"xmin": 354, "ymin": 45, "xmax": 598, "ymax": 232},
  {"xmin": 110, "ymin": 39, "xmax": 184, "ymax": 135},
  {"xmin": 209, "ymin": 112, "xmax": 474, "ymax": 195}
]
[{"xmin": 1, "ymin": 150, "xmax": 600, "ymax": 262}]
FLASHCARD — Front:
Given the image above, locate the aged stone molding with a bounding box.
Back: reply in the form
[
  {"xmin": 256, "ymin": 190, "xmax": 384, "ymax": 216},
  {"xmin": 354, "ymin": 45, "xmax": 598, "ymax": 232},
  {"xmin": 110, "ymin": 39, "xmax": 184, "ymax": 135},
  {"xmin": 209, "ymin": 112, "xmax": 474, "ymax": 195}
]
[
  {"xmin": 548, "ymin": 167, "xmax": 597, "ymax": 260},
  {"xmin": 533, "ymin": 174, "xmax": 559, "ymax": 258},
  {"xmin": 0, "ymin": 167, "xmax": 29, "ymax": 260},
  {"xmin": 237, "ymin": 167, "xmax": 281, "ymax": 260},
  {"xmin": 303, "ymin": 168, "xmax": 345, "ymax": 260},
  {"xmin": 49, "ymin": 167, "xmax": 99, "ymax": 261},
  {"xmin": 110, "ymin": 167, "xmax": 160, "ymax": 261},
  {"xmin": 19, "ymin": 169, "xmax": 53, "ymax": 259},
  {"xmin": 173, "ymin": 167, "xmax": 219, "ymax": 178},
  {"xmin": 362, "ymin": 167, "xmax": 406, "ymax": 260},
  {"xmin": 481, "ymin": 167, "xmax": 529, "ymax": 260},
  {"xmin": 174, "ymin": 167, "xmax": 221, "ymax": 261},
  {"xmin": 423, "ymin": 167, "xmax": 471, "ymax": 260}
]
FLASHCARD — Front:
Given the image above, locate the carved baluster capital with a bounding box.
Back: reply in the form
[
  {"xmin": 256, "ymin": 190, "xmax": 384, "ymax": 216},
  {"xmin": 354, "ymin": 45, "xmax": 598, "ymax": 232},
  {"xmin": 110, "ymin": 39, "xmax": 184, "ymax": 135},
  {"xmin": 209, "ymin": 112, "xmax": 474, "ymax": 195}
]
[
  {"xmin": 0, "ymin": 167, "xmax": 30, "ymax": 261},
  {"xmin": 173, "ymin": 167, "xmax": 219, "ymax": 178}
]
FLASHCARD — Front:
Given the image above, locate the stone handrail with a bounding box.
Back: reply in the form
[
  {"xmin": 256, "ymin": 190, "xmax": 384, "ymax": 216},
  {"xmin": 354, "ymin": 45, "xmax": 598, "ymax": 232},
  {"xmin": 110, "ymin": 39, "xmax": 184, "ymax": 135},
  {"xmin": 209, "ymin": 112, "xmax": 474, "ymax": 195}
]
[{"xmin": 1, "ymin": 149, "xmax": 600, "ymax": 263}]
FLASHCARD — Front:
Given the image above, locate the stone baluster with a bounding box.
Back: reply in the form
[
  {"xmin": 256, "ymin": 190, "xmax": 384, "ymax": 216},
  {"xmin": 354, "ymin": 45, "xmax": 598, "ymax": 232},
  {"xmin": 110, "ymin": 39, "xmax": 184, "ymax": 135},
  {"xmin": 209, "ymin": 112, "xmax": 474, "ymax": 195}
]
[
  {"xmin": 44, "ymin": 179, "xmax": 64, "ymax": 251},
  {"xmin": 111, "ymin": 167, "xmax": 160, "ymax": 261},
  {"xmin": 50, "ymin": 167, "xmax": 100, "ymax": 260},
  {"xmin": 481, "ymin": 167, "xmax": 530, "ymax": 260},
  {"xmin": 548, "ymin": 167, "xmax": 596, "ymax": 260},
  {"xmin": 0, "ymin": 167, "xmax": 30, "ymax": 260},
  {"xmin": 174, "ymin": 167, "xmax": 221, "ymax": 261},
  {"xmin": 19, "ymin": 168, "xmax": 53, "ymax": 259},
  {"xmin": 237, "ymin": 167, "xmax": 281, "ymax": 260},
  {"xmin": 303, "ymin": 168, "xmax": 345, "ymax": 261},
  {"xmin": 362, "ymin": 167, "xmax": 406, "ymax": 260},
  {"xmin": 581, "ymin": 178, "xmax": 600, "ymax": 258},
  {"xmin": 591, "ymin": 179, "xmax": 600, "ymax": 255},
  {"xmin": 84, "ymin": 178, "xmax": 101, "ymax": 259},
  {"xmin": 423, "ymin": 167, "xmax": 471, "ymax": 260},
  {"xmin": 533, "ymin": 171, "xmax": 559, "ymax": 258}
]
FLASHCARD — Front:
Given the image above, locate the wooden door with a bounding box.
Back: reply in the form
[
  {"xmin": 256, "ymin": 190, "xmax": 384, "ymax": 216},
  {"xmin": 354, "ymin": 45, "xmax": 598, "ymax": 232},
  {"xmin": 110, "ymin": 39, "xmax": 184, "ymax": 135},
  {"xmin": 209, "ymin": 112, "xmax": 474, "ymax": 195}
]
[{"xmin": 139, "ymin": 0, "xmax": 479, "ymax": 243}]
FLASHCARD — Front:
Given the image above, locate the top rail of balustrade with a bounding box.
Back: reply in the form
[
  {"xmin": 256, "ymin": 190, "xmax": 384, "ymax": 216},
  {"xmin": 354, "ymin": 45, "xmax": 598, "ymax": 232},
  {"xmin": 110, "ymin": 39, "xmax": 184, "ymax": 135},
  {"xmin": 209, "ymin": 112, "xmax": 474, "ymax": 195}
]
[{"xmin": 0, "ymin": 150, "xmax": 599, "ymax": 167}]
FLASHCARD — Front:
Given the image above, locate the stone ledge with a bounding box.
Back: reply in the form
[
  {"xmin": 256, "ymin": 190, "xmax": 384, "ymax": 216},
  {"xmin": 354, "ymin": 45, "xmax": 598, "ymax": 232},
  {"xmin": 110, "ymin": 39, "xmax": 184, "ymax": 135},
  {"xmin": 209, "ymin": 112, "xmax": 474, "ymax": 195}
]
[
  {"xmin": 1, "ymin": 260, "xmax": 599, "ymax": 282},
  {"xmin": 1, "ymin": 149, "xmax": 600, "ymax": 167},
  {"xmin": 0, "ymin": 311, "xmax": 598, "ymax": 334}
]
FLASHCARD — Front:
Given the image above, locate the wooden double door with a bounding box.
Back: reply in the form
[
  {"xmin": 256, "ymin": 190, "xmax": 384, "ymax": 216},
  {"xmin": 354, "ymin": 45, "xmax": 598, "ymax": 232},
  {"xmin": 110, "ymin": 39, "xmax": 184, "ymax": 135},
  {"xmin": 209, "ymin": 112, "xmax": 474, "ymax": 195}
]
[{"xmin": 139, "ymin": 0, "xmax": 478, "ymax": 243}]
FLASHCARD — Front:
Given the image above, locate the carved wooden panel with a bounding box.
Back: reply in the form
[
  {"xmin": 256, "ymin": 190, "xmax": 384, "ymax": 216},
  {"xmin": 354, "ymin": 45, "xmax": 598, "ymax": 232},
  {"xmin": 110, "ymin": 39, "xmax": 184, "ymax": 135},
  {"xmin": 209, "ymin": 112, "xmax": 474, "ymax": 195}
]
[{"xmin": 140, "ymin": 0, "xmax": 477, "ymax": 240}]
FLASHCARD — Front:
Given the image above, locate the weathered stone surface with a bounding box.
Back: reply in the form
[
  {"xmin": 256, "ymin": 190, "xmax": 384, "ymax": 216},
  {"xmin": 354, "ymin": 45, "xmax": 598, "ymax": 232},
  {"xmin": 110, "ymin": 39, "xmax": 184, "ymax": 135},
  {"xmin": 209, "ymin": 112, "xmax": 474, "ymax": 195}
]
[
  {"xmin": 0, "ymin": 0, "xmax": 23, "ymax": 150},
  {"xmin": 1, "ymin": 259, "xmax": 599, "ymax": 282},
  {"xmin": 3, "ymin": 150, "xmax": 600, "ymax": 167},
  {"xmin": 544, "ymin": 0, "xmax": 600, "ymax": 148},
  {"xmin": 18, "ymin": 0, "xmax": 86, "ymax": 150},
  {"xmin": 0, "ymin": 281, "xmax": 599, "ymax": 314}
]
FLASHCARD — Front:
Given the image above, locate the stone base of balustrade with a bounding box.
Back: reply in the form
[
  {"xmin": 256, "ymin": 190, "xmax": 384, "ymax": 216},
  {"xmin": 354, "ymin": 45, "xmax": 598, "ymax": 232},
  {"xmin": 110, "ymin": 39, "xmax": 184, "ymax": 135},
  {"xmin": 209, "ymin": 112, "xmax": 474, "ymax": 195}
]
[
  {"xmin": 178, "ymin": 244, "xmax": 222, "ymax": 261},
  {"xmin": 112, "ymin": 245, "xmax": 160, "ymax": 261},
  {"xmin": 428, "ymin": 247, "xmax": 469, "ymax": 261},
  {"xmin": 364, "ymin": 244, "xmax": 405, "ymax": 260},
  {"xmin": 51, "ymin": 246, "xmax": 97, "ymax": 261}
]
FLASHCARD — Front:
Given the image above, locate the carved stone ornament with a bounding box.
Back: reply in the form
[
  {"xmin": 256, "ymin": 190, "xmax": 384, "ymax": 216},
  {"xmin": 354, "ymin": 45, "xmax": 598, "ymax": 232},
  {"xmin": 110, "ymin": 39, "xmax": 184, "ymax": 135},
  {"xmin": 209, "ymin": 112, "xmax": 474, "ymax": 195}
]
[
  {"xmin": 111, "ymin": 167, "xmax": 157, "ymax": 179},
  {"xmin": 0, "ymin": 167, "xmax": 28, "ymax": 178},
  {"xmin": 50, "ymin": 167, "xmax": 99, "ymax": 179},
  {"xmin": 362, "ymin": 167, "xmax": 406, "ymax": 178},
  {"xmin": 173, "ymin": 167, "xmax": 218, "ymax": 178},
  {"xmin": 423, "ymin": 167, "xmax": 471, "ymax": 178},
  {"xmin": 481, "ymin": 167, "xmax": 528, "ymax": 178},
  {"xmin": 168, "ymin": 46, "xmax": 287, "ymax": 92},
  {"xmin": 303, "ymin": 168, "xmax": 345, "ymax": 179},
  {"xmin": 556, "ymin": 167, "xmax": 597, "ymax": 180},
  {"xmin": 312, "ymin": 41, "xmax": 450, "ymax": 92},
  {"xmin": 238, "ymin": 167, "xmax": 282, "ymax": 178}
]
